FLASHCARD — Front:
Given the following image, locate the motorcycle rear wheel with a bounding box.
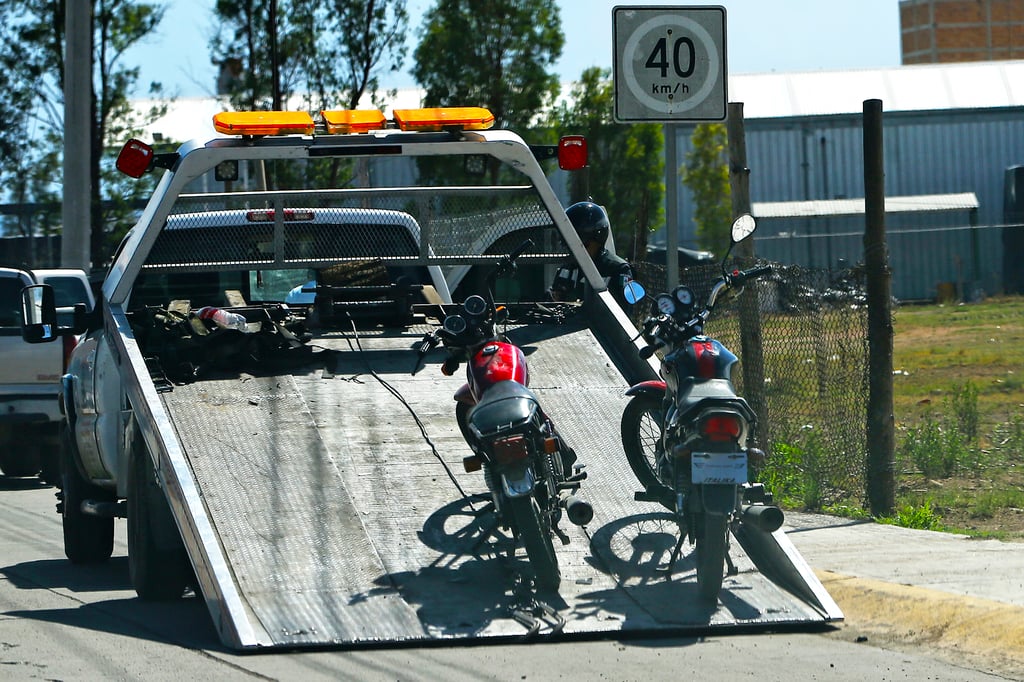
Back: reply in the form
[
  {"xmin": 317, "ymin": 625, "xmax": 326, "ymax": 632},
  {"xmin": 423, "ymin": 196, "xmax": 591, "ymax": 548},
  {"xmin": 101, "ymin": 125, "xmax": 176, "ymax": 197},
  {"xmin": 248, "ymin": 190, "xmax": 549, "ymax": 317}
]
[
  {"xmin": 620, "ymin": 394, "xmax": 672, "ymax": 510},
  {"xmin": 506, "ymin": 495, "xmax": 560, "ymax": 590},
  {"xmin": 695, "ymin": 512, "xmax": 728, "ymax": 602}
]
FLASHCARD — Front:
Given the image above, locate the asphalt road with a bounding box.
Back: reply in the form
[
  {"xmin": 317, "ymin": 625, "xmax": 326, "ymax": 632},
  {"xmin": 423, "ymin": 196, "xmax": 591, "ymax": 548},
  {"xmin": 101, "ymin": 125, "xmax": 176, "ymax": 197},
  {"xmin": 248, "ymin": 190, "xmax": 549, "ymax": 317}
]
[{"xmin": 0, "ymin": 478, "xmax": 1012, "ymax": 681}]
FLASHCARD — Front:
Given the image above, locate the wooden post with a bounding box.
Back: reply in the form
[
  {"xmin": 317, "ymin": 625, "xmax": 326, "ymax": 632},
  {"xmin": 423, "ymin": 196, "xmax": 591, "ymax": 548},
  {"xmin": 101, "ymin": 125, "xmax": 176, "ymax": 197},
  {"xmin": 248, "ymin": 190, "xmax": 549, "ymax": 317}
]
[
  {"xmin": 863, "ymin": 99, "xmax": 896, "ymax": 516},
  {"xmin": 727, "ymin": 102, "xmax": 769, "ymax": 451}
]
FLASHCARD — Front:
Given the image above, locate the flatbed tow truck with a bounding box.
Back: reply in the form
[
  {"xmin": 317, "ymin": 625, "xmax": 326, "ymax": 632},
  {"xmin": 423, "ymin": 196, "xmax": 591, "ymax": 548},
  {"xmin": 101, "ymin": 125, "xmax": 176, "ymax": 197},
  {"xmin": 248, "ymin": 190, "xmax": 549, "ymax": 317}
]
[{"xmin": 24, "ymin": 106, "xmax": 841, "ymax": 649}]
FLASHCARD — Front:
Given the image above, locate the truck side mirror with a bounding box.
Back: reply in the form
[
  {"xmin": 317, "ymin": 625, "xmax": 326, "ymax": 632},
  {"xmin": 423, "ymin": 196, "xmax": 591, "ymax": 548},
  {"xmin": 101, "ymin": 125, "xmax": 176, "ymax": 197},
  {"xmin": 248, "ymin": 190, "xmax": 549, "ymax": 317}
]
[{"xmin": 21, "ymin": 284, "xmax": 58, "ymax": 343}]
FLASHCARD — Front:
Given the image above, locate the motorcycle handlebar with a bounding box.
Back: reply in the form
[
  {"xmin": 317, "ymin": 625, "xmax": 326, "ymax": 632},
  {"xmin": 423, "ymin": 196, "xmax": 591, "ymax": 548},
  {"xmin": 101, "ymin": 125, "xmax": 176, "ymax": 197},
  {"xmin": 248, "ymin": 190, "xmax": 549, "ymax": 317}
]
[
  {"xmin": 730, "ymin": 263, "xmax": 772, "ymax": 285},
  {"xmin": 507, "ymin": 238, "xmax": 535, "ymax": 263},
  {"xmin": 639, "ymin": 339, "xmax": 665, "ymax": 359}
]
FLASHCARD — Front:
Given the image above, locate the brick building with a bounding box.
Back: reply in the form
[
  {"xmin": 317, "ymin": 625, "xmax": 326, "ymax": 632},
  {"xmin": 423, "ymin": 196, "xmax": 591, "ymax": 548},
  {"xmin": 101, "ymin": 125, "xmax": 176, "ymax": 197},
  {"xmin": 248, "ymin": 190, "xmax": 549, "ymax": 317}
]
[{"xmin": 901, "ymin": 0, "xmax": 1024, "ymax": 63}]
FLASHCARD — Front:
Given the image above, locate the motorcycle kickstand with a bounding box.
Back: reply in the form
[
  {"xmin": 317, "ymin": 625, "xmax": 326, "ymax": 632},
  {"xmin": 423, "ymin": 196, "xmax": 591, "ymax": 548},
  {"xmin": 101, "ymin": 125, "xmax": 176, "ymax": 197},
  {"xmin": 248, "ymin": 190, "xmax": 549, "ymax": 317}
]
[
  {"xmin": 657, "ymin": 531, "xmax": 687, "ymax": 578},
  {"xmin": 552, "ymin": 522, "xmax": 571, "ymax": 546},
  {"xmin": 510, "ymin": 575, "xmax": 565, "ymax": 637}
]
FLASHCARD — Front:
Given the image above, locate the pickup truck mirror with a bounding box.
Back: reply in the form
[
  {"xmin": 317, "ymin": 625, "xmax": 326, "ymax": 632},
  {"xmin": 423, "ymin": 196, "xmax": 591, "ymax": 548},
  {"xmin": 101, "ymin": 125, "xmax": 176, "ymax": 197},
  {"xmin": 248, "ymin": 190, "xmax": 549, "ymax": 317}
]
[
  {"xmin": 20, "ymin": 284, "xmax": 87, "ymax": 343},
  {"xmin": 21, "ymin": 284, "xmax": 57, "ymax": 342}
]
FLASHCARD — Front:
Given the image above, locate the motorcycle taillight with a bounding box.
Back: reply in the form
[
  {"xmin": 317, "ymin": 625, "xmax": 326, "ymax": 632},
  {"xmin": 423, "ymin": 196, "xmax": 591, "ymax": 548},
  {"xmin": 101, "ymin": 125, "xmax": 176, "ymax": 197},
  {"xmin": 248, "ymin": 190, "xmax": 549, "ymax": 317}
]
[
  {"xmin": 699, "ymin": 413, "xmax": 743, "ymax": 442},
  {"xmin": 492, "ymin": 434, "xmax": 530, "ymax": 465}
]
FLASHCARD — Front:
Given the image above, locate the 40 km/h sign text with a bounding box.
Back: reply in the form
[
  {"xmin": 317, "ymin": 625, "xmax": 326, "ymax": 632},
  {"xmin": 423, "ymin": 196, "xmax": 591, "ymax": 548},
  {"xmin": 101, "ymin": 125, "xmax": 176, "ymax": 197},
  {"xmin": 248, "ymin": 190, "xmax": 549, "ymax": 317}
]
[{"xmin": 613, "ymin": 6, "xmax": 727, "ymax": 122}]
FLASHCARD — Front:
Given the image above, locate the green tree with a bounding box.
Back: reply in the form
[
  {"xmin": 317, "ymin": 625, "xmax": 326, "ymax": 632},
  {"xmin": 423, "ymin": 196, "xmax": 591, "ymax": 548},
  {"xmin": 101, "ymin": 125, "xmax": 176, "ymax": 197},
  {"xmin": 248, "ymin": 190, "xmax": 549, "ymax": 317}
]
[
  {"xmin": 0, "ymin": 0, "xmax": 169, "ymax": 266},
  {"xmin": 547, "ymin": 67, "xmax": 663, "ymax": 262},
  {"xmin": 411, "ymin": 0, "xmax": 563, "ymax": 135},
  {"xmin": 682, "ymin": 123, "xmax": 731, "ymax": 253},
  {"xmin": 211, "ymin": 0, "xmax": 408, "ymax": 112},
  {"xmin": 212, "ymin": 1, "xmax": 408, "ymax": 189}
]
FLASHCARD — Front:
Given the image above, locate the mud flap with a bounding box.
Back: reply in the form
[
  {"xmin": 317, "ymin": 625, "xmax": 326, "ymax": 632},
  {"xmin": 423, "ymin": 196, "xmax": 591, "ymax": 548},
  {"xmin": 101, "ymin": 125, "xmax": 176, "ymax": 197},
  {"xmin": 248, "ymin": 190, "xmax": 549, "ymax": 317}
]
[{"xmin": 698, "ymin": 484, "xmax": 737, "ymax": 515}]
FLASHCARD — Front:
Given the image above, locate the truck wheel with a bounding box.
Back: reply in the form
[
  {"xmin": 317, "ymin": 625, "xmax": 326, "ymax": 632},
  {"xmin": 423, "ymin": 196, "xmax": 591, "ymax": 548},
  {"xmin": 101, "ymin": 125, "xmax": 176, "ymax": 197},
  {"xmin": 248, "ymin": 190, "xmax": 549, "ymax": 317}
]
[
  {"xmin": 59, "ymin": 423, "xmax": 114, "ymax": 564},
  {"xmin": 0, "ymin": 429, "xmax": 42, "ymax": 478},
  {"xmin": 127, "ymin": 438, "xmax": 190, "ymax": 601},
  {"xmin": 37, "ymin": 424, "xmax": 61, "ymax": 485}
]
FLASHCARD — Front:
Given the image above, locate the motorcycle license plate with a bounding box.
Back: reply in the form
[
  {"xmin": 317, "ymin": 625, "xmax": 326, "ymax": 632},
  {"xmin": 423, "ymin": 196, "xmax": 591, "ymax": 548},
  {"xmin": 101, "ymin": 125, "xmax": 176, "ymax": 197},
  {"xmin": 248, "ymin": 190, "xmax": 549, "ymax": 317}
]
[{"xmin": 691, "ymin": 452, "xmax": 747, "ymax": 484}]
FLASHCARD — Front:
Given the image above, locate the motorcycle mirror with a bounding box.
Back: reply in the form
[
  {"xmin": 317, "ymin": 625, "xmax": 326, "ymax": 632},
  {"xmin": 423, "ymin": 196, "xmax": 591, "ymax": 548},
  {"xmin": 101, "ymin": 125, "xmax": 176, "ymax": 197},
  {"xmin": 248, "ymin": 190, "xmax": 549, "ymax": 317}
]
[
  {"xmin": 730, "ymin": 214, "xmax": 756, "ymax": 244},
  {"xmin": 623, "ymin": 278, "xmax": 646, "ymax": 305}
]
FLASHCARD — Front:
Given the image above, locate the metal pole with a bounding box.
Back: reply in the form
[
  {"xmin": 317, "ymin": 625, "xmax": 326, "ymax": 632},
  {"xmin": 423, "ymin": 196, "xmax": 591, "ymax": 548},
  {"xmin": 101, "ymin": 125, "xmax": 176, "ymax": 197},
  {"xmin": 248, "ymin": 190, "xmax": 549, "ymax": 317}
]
[
  {"xmin": 863, "ymin": 98, "xmax": 895, "ymax": 516},
  {"xmin": 664, "ymin": 122, "xmax": 679, "ymax": 289},
  {"xmin": 62, "ymin": 0, "xmax": 92, "ymax": 270},
  {"xmin": 270, "ymin": 0, "xmax": 281, "ymax": 110}
]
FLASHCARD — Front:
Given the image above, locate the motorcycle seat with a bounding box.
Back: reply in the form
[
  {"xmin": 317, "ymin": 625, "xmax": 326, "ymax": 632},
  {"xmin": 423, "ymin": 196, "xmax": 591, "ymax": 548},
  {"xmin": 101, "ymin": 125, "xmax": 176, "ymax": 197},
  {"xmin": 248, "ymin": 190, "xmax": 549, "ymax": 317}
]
[
  {"xmin": 468, "ymin": 380, "xmax": 541, "ymax": 438},
  {"xmin": 675, "ymin": 378, "xmax": 755, "ymax": 421}
]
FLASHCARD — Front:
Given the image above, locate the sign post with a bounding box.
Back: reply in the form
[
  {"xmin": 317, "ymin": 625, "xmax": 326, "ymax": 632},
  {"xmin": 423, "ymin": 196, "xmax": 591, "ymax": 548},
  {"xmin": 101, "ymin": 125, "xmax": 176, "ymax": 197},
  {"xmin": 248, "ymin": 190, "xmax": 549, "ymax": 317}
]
[{"xmin": 613, "ymin": 5, "xmax": 727, "ymax": 287}]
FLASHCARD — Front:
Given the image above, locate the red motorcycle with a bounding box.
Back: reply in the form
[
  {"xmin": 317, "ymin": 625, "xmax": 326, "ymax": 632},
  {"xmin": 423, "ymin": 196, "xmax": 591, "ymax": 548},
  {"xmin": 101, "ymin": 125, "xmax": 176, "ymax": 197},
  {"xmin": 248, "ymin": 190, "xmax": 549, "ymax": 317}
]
[{"xmin": 415, "ymin": 240, "xmax": 591, "ymax": 591}]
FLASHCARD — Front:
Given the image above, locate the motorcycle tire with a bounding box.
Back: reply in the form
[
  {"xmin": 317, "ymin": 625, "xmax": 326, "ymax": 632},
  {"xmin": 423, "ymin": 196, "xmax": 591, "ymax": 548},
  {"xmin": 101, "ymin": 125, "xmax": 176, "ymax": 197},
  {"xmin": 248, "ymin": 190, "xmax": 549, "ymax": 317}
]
[
  {"xmin": 620, "ymin": 394, "xmax": 672, "ymax": 510},
  {"xmin": 506, "ymin": 494, "xmax": 560, "ymax": 590},
  {"xmin": 695, "ymin": 512, "xmax": 729, "ymax": 603}
]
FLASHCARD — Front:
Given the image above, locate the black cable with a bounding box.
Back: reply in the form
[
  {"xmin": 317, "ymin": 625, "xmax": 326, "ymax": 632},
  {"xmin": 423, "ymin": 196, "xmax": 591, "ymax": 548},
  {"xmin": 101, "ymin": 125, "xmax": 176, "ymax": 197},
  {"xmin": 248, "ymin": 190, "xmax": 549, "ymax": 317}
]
[{"xmin": 340, "ymin": 315, "xmax": 474, "ymax": 504}]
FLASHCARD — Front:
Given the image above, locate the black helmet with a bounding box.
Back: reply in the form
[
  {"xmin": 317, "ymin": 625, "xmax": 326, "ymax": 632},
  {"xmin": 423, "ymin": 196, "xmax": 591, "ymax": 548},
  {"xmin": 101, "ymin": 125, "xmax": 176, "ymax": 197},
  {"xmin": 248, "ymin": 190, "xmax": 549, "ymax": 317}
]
[{"xmin": 566, "ymin": 201, "xmax": 610, "ymax": 244}]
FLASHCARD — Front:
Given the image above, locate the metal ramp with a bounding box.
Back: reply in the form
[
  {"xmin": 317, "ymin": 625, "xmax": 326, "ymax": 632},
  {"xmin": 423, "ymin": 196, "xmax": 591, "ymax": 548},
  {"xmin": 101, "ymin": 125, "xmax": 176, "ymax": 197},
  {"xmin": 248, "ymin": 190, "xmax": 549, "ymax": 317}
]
[{"xmin": 160, "ymin": 316, "xmax": 841, "ymax": 649}]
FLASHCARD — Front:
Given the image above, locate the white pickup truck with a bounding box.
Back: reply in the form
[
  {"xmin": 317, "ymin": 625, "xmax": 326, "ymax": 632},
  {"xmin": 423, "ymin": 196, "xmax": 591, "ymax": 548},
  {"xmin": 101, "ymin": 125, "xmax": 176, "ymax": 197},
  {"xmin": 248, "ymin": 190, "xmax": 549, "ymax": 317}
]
[{"xmin": 0, "ymin": 266, "xmax": 93, "ymax": 479}]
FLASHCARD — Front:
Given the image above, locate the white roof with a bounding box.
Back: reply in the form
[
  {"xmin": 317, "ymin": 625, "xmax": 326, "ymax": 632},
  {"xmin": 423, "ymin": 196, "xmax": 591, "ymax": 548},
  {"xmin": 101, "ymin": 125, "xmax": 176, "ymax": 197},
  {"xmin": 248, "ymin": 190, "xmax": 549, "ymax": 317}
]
[
  {"xmin": 733, "ymin": 60, "xmax": 1024, "ymax": 119},
  {"xmin": 752, "ymin": 192, "xmax": 980, "ymax": 218},
  {"xmin": 136, "ymin": 60, "xmax": 1024, "ymax": 143}
]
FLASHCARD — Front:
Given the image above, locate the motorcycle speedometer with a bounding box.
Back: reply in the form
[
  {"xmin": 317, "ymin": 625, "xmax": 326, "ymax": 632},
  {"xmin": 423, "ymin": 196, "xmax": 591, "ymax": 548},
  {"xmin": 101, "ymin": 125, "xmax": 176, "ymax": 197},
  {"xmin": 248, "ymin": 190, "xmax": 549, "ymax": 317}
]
[
  {"xmin": 463, "ymin": 295, "xmax": 488, "ymax": 317},
  {"xmin": 443, "ymin": 314, "xmax": 468, "ymax": 335},
  {"xmin": 655, "ymin": 294, "xmax": 676, "ymax": 316},
  {"xmin": 672, "ymin": 285, "xmax": 695, "ymax": 307}
]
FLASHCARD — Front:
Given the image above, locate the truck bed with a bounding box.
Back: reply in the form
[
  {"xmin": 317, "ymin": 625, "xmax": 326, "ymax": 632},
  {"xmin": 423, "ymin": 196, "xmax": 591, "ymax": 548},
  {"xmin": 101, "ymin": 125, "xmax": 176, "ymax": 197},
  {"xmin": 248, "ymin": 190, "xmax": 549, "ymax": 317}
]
[{"xmin": 157, "ymin": 313, "xmax": 840, "ymax": 648}]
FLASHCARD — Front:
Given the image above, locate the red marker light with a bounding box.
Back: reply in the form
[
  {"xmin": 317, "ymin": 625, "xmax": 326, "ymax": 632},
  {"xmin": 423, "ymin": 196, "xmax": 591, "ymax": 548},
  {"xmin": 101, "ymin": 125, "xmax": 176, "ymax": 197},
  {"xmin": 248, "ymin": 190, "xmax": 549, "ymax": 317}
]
[
  {"xmin": 558, "ymin": 135, "xmax": 587, "ymax": 171},
  {"xmin": 115, "ymin": 139, "xmax": 154, "ymax": 178}
]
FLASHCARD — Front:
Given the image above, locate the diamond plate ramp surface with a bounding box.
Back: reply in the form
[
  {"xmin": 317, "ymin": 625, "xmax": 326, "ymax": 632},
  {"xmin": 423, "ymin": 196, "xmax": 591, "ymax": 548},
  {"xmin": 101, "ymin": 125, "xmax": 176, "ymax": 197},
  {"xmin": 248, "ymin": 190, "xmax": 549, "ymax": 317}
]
[{"xmin": 161, "ymin": 317, "xmax": 836, "ymax": 648}]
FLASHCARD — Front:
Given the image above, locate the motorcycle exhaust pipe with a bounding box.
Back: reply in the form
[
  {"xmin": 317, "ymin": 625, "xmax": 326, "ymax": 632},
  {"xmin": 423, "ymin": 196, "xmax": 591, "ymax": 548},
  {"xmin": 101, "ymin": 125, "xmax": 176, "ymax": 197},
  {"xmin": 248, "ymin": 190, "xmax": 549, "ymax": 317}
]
[
  {"xmin": 561, "ymin": 493, "xmax": 594, "ymax": 526},
  {"xmin": 740, "ymin": 504, "xmax": 785, "ymax": 533}
]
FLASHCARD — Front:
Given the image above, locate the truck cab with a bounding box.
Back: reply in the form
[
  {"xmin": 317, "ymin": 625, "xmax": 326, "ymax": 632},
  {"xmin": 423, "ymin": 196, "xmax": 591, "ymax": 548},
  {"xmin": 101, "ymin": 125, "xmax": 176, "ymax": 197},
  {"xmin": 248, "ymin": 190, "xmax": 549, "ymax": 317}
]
[{"xmin": 0, "ymin": 266, "xmax": 93, "ymax": 479}]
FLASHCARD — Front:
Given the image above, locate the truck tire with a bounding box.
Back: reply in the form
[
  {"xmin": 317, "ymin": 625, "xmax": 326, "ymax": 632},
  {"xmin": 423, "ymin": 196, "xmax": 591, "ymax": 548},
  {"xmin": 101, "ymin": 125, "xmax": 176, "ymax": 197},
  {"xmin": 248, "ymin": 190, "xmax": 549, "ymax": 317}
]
[
  {"xmin": 59, "ymin": 423, "xmax": 114, "ymax": 564},
  {"xmin": 127, "ymin": 436, "xmax": 190, "ymax": 601},
  {"xmin": 0, "ymin": 428, "xmax": 42, "ymax": 478},
  {"xmin": 506, "ymin": 494, "xmax": 560, "ymax": 591}
]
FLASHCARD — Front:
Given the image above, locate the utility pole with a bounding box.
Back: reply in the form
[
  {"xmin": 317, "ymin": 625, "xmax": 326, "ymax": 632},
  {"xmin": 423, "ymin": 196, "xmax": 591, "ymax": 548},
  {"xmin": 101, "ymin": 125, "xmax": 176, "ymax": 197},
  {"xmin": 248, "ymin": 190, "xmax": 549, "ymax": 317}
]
[
  {"xmin": 863, "ymin": 99, "xmax": 896, "ymax": 516},
  {"xmin": 62, "ymin": 0, "xmax": 92, "ymax": 271},
  {"xmin": 728, "ymin": 102, "xmax": 769, "ymax": 451}
]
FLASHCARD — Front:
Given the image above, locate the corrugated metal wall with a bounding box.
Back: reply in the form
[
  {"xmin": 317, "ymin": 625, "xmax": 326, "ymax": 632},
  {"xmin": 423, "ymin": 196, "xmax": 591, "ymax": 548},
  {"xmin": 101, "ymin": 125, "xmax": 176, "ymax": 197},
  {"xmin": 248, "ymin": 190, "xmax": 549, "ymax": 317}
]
[{"xmin": 665, "ymin": 107, "xmax": 1024, "ymax": 300}]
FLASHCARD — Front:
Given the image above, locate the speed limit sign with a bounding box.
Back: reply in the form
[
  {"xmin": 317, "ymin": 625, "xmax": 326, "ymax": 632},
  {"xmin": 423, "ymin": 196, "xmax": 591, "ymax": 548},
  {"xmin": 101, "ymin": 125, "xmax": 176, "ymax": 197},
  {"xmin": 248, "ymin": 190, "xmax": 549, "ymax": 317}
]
[{"xmin": 613, "ymin": 6, "xmax": 727, "ymax": 122}]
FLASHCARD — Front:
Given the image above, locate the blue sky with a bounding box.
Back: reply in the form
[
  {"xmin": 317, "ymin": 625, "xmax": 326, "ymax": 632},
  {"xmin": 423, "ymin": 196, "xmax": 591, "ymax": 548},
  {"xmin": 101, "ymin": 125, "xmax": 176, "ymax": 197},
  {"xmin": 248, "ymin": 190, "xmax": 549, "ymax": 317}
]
[{"xmin": 127, "ymin": 0, "xmax": 902, "ymax": 99}]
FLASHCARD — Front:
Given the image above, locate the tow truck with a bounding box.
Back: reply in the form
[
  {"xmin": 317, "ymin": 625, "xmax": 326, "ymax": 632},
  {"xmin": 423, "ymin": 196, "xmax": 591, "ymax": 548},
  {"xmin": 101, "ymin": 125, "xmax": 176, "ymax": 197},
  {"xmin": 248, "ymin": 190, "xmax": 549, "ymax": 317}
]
[{"xmin": 22, "ymin": 106, "xmax": 840, "ymax": 649}]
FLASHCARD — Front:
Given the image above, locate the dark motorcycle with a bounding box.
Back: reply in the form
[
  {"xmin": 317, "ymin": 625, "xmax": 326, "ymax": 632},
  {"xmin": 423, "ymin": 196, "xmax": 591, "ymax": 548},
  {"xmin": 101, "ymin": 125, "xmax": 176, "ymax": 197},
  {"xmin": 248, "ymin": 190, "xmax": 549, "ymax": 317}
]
[
  {"xmin": 415, "ymin": 240, "xmax": 592, "ymax": 591},
  {"xmin": 620, "ymin": 215, "xmax": 784, "ymax": 602}
]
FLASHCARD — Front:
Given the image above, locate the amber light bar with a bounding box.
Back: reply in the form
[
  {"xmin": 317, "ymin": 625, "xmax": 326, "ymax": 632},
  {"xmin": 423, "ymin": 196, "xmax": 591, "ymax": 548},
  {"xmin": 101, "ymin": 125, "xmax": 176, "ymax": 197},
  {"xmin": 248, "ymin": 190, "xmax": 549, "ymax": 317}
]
[
  {"xmin": 321, "ymin": 109, "xmax": 387, "ymax": 134},
  {"xmin": 213, "ymin": 111, "xmax": 315, "ymax": 136},
  {"xmin": 211, "ymin": 106, "xmax": 496, "ymax": 137},
  {"xmin": 393, "ymin": 107, "xmax": 494, "ymax": 132}
]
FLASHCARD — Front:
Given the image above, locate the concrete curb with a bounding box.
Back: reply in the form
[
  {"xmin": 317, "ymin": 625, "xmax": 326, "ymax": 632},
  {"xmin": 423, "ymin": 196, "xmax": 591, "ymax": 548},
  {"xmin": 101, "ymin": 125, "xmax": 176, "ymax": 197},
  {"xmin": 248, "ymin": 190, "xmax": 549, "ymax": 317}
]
[{"xmin": 817, "ymin": 569, "xmax": 1024, "ymax": 677}]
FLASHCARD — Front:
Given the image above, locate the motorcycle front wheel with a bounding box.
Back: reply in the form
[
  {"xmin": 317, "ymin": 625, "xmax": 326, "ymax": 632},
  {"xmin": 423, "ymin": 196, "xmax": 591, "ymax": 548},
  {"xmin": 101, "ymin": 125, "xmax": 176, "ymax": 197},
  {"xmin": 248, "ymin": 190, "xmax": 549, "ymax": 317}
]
[
  {"xmin": 506, "ymin": 495, "xmax": 560, "ymax": 590},
  {"xmin": 695, "ymin": 512, "xmax": 728, "ymax": 602},
  {"xmin": 620, "ymin": 394, "xmax": 672, "ymax": 510}
]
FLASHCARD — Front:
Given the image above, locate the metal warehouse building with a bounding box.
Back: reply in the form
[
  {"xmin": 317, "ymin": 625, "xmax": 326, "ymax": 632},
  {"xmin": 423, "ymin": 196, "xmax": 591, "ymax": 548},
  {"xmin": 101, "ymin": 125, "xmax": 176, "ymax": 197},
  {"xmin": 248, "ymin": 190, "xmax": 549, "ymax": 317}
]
[{"xmin": 665, "ymin": 60, "xmax": 1024, "ymax": 301}]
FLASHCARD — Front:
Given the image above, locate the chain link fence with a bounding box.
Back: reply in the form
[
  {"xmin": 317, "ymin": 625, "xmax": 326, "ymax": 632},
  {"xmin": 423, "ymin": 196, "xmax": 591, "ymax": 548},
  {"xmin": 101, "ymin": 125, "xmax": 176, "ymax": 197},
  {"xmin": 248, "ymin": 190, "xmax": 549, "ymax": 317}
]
[{"xmin": 631, "ymin": 259, "xmax": 870, "ymax": 509}]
